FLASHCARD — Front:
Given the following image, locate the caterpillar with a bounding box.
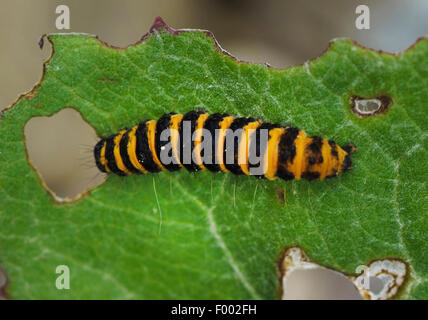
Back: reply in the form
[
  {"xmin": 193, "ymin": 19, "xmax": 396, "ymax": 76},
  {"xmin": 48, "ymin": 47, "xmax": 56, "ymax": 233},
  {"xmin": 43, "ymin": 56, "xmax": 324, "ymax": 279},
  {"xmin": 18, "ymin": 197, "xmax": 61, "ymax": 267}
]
[{"xmin": 94, "ymin": 110, "xmax": 356, "ymax": 181}]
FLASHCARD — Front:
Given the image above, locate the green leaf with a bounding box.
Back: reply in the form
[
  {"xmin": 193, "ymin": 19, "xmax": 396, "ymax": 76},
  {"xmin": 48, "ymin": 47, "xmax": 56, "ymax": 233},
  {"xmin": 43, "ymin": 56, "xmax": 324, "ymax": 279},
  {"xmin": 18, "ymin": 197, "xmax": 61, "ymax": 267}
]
[{"xmin": 0, "ymin": 18, "xmax": 427, "ymax": 299}]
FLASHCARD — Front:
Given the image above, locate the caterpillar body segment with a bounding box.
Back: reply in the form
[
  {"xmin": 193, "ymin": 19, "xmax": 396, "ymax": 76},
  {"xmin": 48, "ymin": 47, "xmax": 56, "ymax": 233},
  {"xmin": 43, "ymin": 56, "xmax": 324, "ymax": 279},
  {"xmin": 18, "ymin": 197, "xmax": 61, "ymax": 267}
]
[{"xmin": 94, "ymin": 111, "xmax": 356, "ymax": 181}]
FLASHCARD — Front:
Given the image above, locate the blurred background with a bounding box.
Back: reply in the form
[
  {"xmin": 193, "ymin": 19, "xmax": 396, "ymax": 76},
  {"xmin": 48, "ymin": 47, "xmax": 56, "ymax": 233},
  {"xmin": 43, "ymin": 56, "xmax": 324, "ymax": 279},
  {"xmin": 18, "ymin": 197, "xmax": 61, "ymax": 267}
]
[{"xmin": 1, "ymin": 0, "xmax": 426, "ymax": 299}]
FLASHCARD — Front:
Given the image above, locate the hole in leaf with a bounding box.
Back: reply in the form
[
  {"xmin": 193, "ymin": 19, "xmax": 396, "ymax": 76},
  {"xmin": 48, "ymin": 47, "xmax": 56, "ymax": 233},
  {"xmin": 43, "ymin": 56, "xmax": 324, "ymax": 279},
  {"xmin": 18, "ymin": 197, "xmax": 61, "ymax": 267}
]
[
  {"xmin": 352, "ymin": 258, "xmax": 407, "ymax": 300},
  {"xmin": 24, "ymin": 108, "xmax": 105, "ymax": 202},
  {"xmin": 277, "ymin": 247, "xmax": 407, "ymax": 300},
  {"xmin": 350, "ymin": 95, "xmax": 393, "ymax": 117},
  {"xmin": 369, "ymin": 276, "xmax": 385, "ymax": 295},
  {"xmin": 282, "ymin": 267, "xmax": 362, "ymax": 300}
]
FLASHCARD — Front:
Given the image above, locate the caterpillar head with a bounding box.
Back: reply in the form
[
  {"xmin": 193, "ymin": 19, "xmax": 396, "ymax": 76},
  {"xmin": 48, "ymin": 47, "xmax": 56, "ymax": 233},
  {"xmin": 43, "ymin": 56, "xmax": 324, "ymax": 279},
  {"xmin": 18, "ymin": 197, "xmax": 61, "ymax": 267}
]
[
  {"xmin": 299, "ymin": 137, "xmax": 357, "ymax": 180},
  {"xmin": 340, "ymin": 142, "xmax": 357, "ymax": 173}
]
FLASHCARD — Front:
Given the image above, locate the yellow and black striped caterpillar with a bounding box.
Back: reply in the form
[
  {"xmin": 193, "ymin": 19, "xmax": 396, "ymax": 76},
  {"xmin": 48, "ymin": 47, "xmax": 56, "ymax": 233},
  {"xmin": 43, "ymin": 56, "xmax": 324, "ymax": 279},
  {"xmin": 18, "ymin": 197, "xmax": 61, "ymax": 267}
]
[{"xmin": 94, "ymin": 111, "xmax": 356, "ymax": 181}]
